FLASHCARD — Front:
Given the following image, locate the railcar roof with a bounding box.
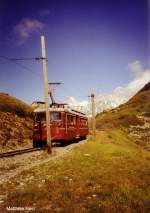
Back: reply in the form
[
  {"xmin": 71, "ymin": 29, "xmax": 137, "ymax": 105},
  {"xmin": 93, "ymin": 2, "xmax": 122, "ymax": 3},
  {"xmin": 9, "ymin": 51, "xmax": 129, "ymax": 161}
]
[{"xmin": 34, "ymin": 107, "xmax": 88, "ymax": 118}]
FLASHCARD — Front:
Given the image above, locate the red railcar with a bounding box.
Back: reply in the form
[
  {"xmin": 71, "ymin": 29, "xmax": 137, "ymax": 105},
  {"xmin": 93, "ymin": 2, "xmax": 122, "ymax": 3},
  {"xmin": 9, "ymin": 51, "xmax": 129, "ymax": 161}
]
[{"xmin": 33, "ymin": 106, "xmax": 88, "ymax": 147}]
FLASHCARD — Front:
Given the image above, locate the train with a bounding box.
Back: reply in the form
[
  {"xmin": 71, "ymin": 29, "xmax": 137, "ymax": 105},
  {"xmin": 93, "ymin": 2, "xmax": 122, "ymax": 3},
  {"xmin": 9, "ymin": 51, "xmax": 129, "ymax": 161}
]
[{"xmin": 33, "ymin": 103, "xmax": 89, "ymax": 147}]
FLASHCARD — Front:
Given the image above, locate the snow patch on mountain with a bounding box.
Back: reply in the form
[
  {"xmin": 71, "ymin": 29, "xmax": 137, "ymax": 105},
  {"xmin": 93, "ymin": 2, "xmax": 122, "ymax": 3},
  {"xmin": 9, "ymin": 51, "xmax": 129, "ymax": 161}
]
[{"xmin": 67, "ymin": 61, "xmax": 150, "ymax": 114}]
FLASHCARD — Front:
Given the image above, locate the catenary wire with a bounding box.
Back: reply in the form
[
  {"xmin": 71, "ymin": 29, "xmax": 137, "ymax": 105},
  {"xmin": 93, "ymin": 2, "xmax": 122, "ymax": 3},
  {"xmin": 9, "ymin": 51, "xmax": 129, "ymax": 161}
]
[{"xmin": 0, "ymin": 55, "xmax": 42, "ymax": 78}]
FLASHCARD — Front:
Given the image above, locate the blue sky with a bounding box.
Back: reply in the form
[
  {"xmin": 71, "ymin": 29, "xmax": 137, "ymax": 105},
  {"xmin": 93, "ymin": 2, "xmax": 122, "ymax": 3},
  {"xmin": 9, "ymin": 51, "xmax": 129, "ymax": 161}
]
[{"xmin": 0, "ymin": 0, "xmax": 149, "ymax": 104}]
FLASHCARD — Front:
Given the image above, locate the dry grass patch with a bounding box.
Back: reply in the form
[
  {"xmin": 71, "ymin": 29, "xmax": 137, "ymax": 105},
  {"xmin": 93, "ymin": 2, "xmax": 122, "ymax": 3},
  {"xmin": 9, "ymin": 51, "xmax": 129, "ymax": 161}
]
[{"xmin": 0, "ymin": 93, "xmax": 33, "ymax": 117}]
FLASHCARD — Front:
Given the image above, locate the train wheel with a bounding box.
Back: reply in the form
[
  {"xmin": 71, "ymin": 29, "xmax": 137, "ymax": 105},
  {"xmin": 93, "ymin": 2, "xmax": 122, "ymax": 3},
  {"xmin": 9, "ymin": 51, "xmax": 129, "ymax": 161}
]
[
  {"xmin": 81, "ymin": 136, "xmax": 86, "ymax": 140},
  {"xmin": 60, "ymin": 140, "xmax": 66, "ymax": 146},
  {"xmin": 33, "ymin": 140, "xmax": 44, "ymax": 148}
]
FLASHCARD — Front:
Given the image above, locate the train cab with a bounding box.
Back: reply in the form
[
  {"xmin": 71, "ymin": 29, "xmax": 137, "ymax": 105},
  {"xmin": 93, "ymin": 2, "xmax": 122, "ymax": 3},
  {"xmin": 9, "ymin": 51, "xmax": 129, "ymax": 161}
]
[{"xmin": 33, "ymin": 107, "xmax": 88, "ymax": 147}]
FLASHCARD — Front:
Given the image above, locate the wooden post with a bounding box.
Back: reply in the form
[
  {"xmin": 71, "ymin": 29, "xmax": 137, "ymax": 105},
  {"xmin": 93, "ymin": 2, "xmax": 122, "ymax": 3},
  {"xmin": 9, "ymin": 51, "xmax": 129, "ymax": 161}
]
[
  {"xmin": 40, "ymin": 35, "xmax": 51, "ymax": 153},
  {"xmin": 91, "ymin": 93, "xmax": 96, "ymax": 136}
]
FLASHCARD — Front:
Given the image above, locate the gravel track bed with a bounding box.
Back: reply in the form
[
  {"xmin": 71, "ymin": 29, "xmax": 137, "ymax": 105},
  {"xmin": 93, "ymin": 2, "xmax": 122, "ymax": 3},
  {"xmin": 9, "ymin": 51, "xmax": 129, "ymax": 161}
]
[{"xmin": 0, "ymin": 140, "xmax": 87, "ymax": 185}]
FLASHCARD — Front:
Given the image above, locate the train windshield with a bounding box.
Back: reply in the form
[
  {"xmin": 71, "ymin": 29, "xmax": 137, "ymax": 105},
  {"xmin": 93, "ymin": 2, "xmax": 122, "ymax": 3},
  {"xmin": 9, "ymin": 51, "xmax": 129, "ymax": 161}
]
[
  {"xmin": 51, "ymin": 112, "xmax": 61, "ymax": 121},
  {"xmin": 35, "ymin": 112, "xmax": 61, "ymax": 121},
  {"xmin": 35, "ymin": 113, "xmax": 45, "ymax": 121}
]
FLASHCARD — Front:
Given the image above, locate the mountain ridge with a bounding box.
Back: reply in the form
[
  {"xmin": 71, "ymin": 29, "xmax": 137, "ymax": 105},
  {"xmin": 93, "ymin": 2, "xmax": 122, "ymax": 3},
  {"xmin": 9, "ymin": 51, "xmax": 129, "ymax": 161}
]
[
  {"xmin": 96, "ymin": 81, "xmax": 150, "ymax": 149},
  {"xmin": 138, "ymin": 81, "xmax": 150, "ymax": 93}
]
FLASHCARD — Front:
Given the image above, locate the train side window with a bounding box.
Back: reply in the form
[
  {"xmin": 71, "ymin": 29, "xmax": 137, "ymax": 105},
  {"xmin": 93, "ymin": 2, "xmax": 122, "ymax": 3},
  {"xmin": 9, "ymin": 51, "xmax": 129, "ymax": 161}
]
[
  {"xmin": 67, "ymin": 115, "xmax": 75, "ymax": 126},
  {"xmin": 80, "ymin": 118, "xmax": 83, "ymax": 127},
  {"xmin": 67, "ymin": 115, "xmax": 71, "ymax": 125},
  {"xmin": 80, "ymin": 119, "xmax": 87, "ymax": 127},
  {"xmin": 83, "ymin": 120, "xmax": 87, "ymax": 126},
  {"xmin": 83, "ymin": 120, "xmax": 85, "ymax": 126},
  {"xmin": 73, "ymin": 117, "xmax": 76, "ymax": 125},
  {"xmin": 70, "ymin": 116, "xmax": 74, "ymax": 126},
  {"xmin": 85, "ymin": 120, "xmax": 88, "ymax": 126},
  {"xmin": 51, "ymin": 112, "xmax": 61, "ymax": 121}
]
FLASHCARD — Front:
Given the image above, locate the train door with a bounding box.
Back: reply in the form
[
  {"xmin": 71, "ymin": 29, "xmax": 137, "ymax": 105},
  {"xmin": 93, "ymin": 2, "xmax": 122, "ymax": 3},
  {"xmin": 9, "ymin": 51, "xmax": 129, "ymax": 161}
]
[
  {"xmin": 65, "ymin": 114, "xmax": 76, "ymax": 140},
  {"xmin": 76, "ymin": 116, "xmax": 80, "ymax": 138}
]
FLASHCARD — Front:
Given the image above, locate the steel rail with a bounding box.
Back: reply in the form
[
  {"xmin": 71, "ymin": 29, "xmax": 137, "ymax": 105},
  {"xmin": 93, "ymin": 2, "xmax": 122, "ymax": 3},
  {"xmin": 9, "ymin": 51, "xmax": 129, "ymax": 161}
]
[{"xmin": 0, "ymin": 147, "xmax": 43, "ymax": 158}]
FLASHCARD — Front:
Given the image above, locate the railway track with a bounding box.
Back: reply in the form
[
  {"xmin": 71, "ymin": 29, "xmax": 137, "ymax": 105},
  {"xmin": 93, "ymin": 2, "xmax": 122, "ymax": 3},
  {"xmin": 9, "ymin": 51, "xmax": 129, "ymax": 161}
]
[{"xmin": 0, "ymin": 147, "xmax": 43, "ymax": 158}]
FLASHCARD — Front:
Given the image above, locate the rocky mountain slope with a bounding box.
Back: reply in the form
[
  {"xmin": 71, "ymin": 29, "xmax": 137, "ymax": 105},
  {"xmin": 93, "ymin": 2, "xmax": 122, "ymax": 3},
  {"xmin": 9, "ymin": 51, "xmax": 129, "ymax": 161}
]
[
  {"xmin": 0, "ymin": 93, "xmax": 33, "ymax": 151},
  {"xmin": 96, "ymin": 82, "xmax": 150, "ymax": 150}
]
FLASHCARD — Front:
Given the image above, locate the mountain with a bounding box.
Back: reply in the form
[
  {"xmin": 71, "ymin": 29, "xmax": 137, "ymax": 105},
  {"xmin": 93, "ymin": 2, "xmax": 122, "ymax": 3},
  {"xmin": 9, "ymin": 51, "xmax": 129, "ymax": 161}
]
[
  {"xmin": 0, "ymin": 93, "xmax": 33, "ymax": 151},
  {"xmin": 67, "ymin": 86, "xmax": 144, "ymax": 115},
  {"xmin": 96, "ymin": 92, "xmax": 128, "ymax": 112},
  {"xmin": 96, "ymin": 82, "xmax": 150, "ymax": 148},
  {"xmin": 137, "ymin": 81, "xmax": 150, "ymax": 93},
  {"xmin": 67, "ymin": 94, "xmax": 128, "ymax": 115},
  {"xmin": 67, "ymin": 76, "xmax": 150, "ymax": 114}
]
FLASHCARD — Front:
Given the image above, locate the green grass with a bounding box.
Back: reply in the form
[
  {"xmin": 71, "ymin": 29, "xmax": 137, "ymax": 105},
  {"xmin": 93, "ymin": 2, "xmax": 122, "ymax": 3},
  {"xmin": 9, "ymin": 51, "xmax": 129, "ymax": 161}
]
[{"xmin": 1, "ymin": 130, "xmax": 150, "ymax": 212}]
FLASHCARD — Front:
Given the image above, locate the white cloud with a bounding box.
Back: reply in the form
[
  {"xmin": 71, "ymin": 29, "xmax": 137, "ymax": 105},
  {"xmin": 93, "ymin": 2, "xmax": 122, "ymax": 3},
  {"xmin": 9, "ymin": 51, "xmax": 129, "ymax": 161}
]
[
  {"xmin": 12, "ymin": 18, "xmax": 45, "ymax": 46},
  {"xmin": 128, "ymin": 60, "xmax": 143, "ymax": 79},
  {"xmin": 67, "ymin": 61, "xmax": 150, "ymax": 114}
]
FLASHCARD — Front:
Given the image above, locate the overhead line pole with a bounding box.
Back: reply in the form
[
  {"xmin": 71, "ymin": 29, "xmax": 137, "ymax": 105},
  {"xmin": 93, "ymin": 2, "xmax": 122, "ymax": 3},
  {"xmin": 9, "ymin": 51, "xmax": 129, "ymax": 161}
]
[
  {"xmin": 40, "ymin": 35, "xmax": 51, "ymax": 153},
  {"xmin": 91, "ymin": 93, "xmax": 96, "ymax": 136}
]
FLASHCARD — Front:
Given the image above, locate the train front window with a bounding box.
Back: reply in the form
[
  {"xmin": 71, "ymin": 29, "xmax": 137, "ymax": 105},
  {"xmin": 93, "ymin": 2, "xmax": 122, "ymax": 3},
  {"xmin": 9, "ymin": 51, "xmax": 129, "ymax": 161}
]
[
  {"xmin": 51, "ymin": 112, "xmax": 61, "ymax": 121},
  {"xmin": 35, "ymin": 112, "xmax": 61, "ymax": 121},
  {"xmin": 35, "ymin": 113, "xmax": 46, "ymax": 121}
]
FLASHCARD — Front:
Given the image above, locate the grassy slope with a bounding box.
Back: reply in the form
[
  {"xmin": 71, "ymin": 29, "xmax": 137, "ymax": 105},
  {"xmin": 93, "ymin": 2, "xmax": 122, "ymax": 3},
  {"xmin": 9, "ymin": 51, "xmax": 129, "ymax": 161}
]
[
  {"xmin": 0, "ymin": 93, "xmax": 33, "ymax": 117},
  {"xmin": 96, "ymin": 90, "xmax": 150, "ymax": 129},
  {"xmin": 0, "ymin": 93, "xmax": 33, "ymax": 149},
  {"xmin": 1, "ymin": 130, "xmax": 150, "ymax": 212},
  {"xmin": 96, "ymin": 84, "xmax": 150, "ymax": 149},
  {"xmin": 96, "ymin": 86, "xmax": 150, "ymax": 130}
]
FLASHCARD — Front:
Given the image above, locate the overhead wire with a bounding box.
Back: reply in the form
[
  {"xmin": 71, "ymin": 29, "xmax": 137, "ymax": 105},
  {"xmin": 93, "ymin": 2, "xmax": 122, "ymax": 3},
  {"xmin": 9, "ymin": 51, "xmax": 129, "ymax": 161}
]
[
  {"xmin": 0, "ymin": 55, "xmax": 42, "ymax": 78},
  {"xmin": 10, "ymin": 57, "xmax": 43, "ymax": 61}
]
